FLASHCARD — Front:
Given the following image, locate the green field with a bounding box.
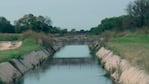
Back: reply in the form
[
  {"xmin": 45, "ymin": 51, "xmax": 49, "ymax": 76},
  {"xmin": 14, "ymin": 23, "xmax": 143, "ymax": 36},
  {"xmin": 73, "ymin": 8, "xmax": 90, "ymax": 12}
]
[
  {"xmin": 0, "ymin": 38, "xmax": 43, "ymax": 62},
  {"xmin": 107, "ymin": 34, "xmax": 149, "ymax": 72}
]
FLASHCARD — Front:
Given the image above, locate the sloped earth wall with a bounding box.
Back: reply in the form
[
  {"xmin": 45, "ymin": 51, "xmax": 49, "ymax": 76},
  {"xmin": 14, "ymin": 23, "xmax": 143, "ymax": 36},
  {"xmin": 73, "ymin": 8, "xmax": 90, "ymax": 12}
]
[
  {"xmin": 0, "ymin": 44, "xmax": 61, "ymax": 84},
  {"xmin": 95, "ymin": 46, "xmax": 149, "ymax": 84}
]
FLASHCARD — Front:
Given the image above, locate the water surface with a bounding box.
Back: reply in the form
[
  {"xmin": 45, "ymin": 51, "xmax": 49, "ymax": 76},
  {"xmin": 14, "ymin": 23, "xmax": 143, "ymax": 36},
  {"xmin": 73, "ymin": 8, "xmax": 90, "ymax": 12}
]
[{"xmin": 54, "ymin": 45, "xmax": 91, "ymax": 58}]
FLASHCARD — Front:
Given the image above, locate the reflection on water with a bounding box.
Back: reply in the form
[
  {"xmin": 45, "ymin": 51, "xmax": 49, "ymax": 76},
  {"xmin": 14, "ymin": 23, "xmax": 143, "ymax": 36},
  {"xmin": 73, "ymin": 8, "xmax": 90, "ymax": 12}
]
[{"xmin": 17, "ymin": 45, "xmax": 112, "ymax": 84}]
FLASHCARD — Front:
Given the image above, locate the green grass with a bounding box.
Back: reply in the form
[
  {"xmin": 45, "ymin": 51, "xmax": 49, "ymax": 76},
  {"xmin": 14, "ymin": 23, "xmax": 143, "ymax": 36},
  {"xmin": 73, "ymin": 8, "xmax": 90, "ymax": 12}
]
[
  {"xmin": 0, "ymin": 38, "xmax": 43, "ymax": 62},
  {"xmin": 107, "ymin": 34, "xmax": 149, "ymax": 72}
]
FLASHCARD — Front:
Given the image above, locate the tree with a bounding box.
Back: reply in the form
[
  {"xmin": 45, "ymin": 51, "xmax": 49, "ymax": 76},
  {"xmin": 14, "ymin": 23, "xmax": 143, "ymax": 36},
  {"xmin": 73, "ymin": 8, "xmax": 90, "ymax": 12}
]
[
  {"xmin": 62, "ymin": 29, "xmax": 68, "ymax": 33},
  {"xmin": 70, "ymin": 29, "xmax": 76, "ymax": 33},
  {"xmin": 0, "ymin": 17, "xmax": 15, "ymax": 33},
  {"xmin": 14, "ymin": 14, "xmax": 52, "ymax": 33},
  {"xmin": 90, "ymin": 27, "xmax": 101, "ymax": 34},
  {"xmin": 79, "ymin": 29, "xmax": 86, "ymax": 33},
  {"xmin": 60, "ymin": 29, "xmax": 68, "ymax": 35},
  {"xmin": 127, "ymin": 0, "xmax": 149, "ymax": 27},
  {"xmin": 36, "ymin": 16, "xmax": 52, "ymax": 32},
  {"xmin": 88, "ymin": 15, "xmax": 136, "ymax": 34}
]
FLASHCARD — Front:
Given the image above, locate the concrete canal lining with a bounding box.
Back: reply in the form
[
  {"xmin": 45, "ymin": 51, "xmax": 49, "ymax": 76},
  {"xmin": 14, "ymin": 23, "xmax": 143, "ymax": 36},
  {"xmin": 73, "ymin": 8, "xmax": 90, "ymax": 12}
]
[{"xmin": 96, "ymin": 47, "xmax": 149, "ymax": 84}]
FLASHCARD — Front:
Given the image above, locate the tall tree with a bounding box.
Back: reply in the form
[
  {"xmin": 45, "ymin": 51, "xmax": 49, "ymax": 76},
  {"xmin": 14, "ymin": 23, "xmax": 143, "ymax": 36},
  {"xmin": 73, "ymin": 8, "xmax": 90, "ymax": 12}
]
[
  {"xmin": 14, "ymin": 14, "xmax": 52, "ymax": 33},
  {"xmin": 127, "ymin": 0, "xmax": 149, "ymax": 27}
]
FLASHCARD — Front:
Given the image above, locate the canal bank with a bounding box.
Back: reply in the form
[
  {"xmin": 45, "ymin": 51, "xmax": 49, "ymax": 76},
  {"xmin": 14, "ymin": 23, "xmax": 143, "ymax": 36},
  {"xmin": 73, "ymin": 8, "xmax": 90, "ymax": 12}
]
[
  {"xmin": 93, "ymin": 42, "xmax": 149, "ymax": 84},
  {"xmin": 0, "ymin": 49, "xmax": 54, "ymax": 84}
]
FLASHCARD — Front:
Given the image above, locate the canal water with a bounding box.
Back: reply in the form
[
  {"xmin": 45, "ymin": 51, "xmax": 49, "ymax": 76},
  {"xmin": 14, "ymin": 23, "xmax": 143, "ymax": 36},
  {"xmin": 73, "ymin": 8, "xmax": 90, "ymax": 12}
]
[{"xmin": 17, "ymin": 45, "xmax": 112, "ymax": 84}]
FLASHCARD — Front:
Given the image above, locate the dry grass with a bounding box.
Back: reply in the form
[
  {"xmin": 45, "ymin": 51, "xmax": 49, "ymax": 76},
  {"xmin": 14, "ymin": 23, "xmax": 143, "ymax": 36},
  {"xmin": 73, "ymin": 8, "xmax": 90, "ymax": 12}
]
[
  {"xmin": 96, "ymin": 47, "xmax": 149, "ymax": 84},
  {"xmin": 0, "ymin": 33, "xmax": 22, "ymax": 41},
  {"xmin": 107, "ymin": 34, "xmax": 149, "ymax": 73}
]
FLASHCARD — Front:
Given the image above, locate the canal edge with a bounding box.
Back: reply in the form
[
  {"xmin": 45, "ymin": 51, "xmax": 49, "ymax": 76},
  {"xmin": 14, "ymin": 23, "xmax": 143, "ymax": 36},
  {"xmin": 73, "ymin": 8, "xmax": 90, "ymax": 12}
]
[{"xmin": 95, "ymin": 46, "xmax": 149, "ymax": 84}]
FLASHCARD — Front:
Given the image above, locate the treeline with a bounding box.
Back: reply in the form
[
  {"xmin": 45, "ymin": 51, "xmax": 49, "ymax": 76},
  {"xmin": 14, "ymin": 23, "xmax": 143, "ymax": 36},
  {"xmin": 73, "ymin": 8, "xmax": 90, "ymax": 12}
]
[
  {"xmin": 1, "ymin": 0, "xmax": 148, "ymax": 34},
  {"xmin": 0, "ymin": 14, "xmax": 67, "ymax": 34},
  {"xmin": 89, "ymin": 0, "xmax": 149, "ymax": 34}
]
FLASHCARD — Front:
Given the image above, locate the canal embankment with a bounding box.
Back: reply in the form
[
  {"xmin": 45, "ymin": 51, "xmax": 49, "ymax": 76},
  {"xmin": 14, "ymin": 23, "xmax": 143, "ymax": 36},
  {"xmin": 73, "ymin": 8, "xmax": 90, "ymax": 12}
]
[
  {"xmin": 0, "ymin": 48, "xmax": 55, "ymax": 84},
  {"xmin": 0, "ymin": 39, "xmax": 64, "ymax": 84},
  {"xmin": 94, "ymin": 46, "xmax": 149, "ymax": 84}
]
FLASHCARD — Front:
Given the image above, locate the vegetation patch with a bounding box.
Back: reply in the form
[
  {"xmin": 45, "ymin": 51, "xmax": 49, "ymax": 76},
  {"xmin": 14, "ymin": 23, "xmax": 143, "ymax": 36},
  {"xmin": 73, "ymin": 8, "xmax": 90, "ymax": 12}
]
[
  {"xmin": 0, "ymin": 34, "xmax": 22, "ymax": 41},
  {"xmin": 0, "ymin": 38, "xmax": 43, "ymax": 62},
  {"xmin": 106, "ymin": 34, "xmax": 149, "ymax": 72}
]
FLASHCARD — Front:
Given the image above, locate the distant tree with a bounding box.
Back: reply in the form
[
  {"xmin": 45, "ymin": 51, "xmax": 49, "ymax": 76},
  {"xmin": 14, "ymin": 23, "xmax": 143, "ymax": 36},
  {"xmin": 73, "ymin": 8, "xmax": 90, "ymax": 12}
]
[
  {"xmin": 88, "ymin": 15, "xmax": 136, "ymax": 34},
  {"xmin": 90, "ymin": 27, "xmax": 101, "ymax": 34},
  {"xmin": 14, "ymin": 14, "xmax": 52, "ymax": 33},
  {"xmin": 79, "ymin": 29, "xmax": 86, "ymax": 33},
  {"xmin": 37, "ymin": 16, "xmax": 52, "ymax": 32},
  {"xmin": 48, "ymin": 27, "xmax": 61, "ymax": 33},
  {"xmin": 88, "ymin": 0, "xmax": 149, "ymax": 34},
  {"xmin": 70, "ymin": 29, "xmax": 76, "ymax": 33},
  {"xmin": 97, "ymin": 17, "xmax": 122, "ymax": 31},
  {"xmin": 127, "ymin": 0, "xmax": 149, "ymax": 27},
  {"xmin": 14, "ymin": 14, "xmax": 35, "ymax": 32},
  {"xmin": 60, "ymin": 29, "xmax": 68, "ymax": 35},
  {"xmin": 61, "ymin": 29, "xmax": 68, "ymax": 33},
  {"xmin": 0, "ymin": 17, "xmax": 15, "ymax": 33}
]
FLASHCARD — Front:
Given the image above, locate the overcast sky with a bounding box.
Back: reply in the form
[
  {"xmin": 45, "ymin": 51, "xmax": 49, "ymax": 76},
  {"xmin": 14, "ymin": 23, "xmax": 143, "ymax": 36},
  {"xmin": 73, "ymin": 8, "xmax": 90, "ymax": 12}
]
[{"xmin": 0, "ymin": 0, "xmax": 133, "ymax": 30}]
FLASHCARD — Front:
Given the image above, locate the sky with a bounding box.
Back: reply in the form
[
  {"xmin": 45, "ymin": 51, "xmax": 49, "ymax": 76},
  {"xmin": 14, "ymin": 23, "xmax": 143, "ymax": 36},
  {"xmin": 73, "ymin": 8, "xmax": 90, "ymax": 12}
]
[{"xmin": 0, "ymin": 0, "xmax": 133, "ymax": 30}]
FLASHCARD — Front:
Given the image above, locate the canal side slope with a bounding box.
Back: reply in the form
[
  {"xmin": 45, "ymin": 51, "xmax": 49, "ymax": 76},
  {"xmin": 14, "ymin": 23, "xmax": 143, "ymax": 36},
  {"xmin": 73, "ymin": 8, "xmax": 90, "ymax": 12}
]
[
  {"xmin": 95, "ymin": 47, "xmax": 149, "ymax": 84},
  {"xmin": 0, "ymin": 48, "xmax": 56, "ymax": 84},
  {"xmin": 0, "ymin": 34, "xmax": 65, "ymax": 84}
]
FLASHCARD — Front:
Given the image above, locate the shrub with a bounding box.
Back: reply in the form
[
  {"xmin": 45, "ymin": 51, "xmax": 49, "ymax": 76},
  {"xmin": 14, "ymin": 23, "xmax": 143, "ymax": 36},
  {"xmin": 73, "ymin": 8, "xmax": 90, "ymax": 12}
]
[{"xmin": 0, "ymin": 34, "xmax": 22, "ymax": 41}]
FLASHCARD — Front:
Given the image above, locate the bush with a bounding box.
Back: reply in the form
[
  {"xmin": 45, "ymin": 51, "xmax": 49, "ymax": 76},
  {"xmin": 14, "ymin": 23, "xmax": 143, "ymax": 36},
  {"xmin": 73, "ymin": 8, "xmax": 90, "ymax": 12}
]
[
  {"xmin": 134, "ymin": 27, "xmax": 149, "ymax": 34},
  {"xmin": 0, "ymin": 80, "xmax": 3, "ymax": 84},
  {"xmin": 0, "ymin": 34, "xmax": 22, "ymax": 41},
  {"xmin": 100, "ymin": 31, "xmax": 117, "ymax": 42}
]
